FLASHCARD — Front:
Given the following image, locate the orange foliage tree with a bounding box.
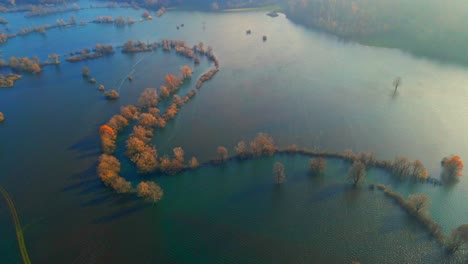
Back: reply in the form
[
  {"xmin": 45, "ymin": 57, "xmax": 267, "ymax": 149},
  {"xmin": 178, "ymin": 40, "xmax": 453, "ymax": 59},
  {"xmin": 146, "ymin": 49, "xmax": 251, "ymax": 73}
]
[
  {"xmin": 180, "ymin": 65, "xmax": 192, "ymax": 79},
  {"xmin": 137, "ymin": 181, "xmax": 163, "ymax": 203},
  {"xmin": 165, "ymin": 74, "xmax": 181, "ymax": 90},
  {"xmin": 442, "ymin": 155, "xmax": 464, "ymax": 184}
]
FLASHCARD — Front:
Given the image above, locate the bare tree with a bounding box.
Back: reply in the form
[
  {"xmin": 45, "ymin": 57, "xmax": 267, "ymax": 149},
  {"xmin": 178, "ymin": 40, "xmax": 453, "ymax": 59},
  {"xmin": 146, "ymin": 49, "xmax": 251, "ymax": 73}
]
[
  {"xmin": 348, "ymin": 161, "xmax": 366, "ymax": 186},
  {"xmin": 273, "ymin": 162, "xmax": 286, "ymax": 184},
  {"xmin": 393, "ymin": 77, "xmax": 401, "ymax": 92},
  {"xmin": 310, "ymin": 158, "xmax": 327, "ymax": 175},
  {"xmin": 234, "ymin": 141, "xmax": 249, "ymax": 159},
  {"xmin": 216, "ymin": 146, "xmax": 228, "ymax": 163},
  {"xmin": 189, "ymin": 157, "xmax": 199, "ymax": 169}
]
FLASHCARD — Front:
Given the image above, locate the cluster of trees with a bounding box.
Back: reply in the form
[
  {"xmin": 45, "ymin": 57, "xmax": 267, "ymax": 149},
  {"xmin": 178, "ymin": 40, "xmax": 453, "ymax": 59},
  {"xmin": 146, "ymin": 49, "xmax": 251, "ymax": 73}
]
[
  {"xmin": 123, "ymin": 86, "xmax": 199, "ymax": 175},
  {"xmin": 340, "ymin": 149, "xmax": 430, "ymax": 182},
  {"xmin": 24, "ymin": 3, "xmax": 80, "ymax": 18},
  {"xmin": 441, "ymin": 155, "xmax": 464, "ymax": 184},
  {"xmin": 93, "ymin": 16, "xmax": 136, "ymax": 26},
  {"xmin": 233, "ymin": 133, "xmax": 278, "ymax": 159},
  {"xmin": 9, "ymin": 56, "xmax": 41, "ymax": 73},
  {"xmin": 196, "ymin": 67, "xmax": 219, "ymax": 89},
  {"xmin": 94, "ymin": 44, "xmax": 115, "ymax": 54},
  {"xmin": 96, "ymin": 106, "xmax": 167, "ymax": 202},
  {"xmin": 67, "ymin": 49, "xmax": 104, "ymax": 62},
  {"xmin": 97, "ymin": 154, "xmax": 133, "ymax": 193},
  {"xmin": 0, "ymin": 73, "xmax": 21, "ymax": 87},
  {"xmin": 390, "ymin": 157, "xmax": 429, "ymax": 181},
  {"xmin": 18, "ymin": 25, "xmax": 50, "ymax": 35},
  {"xmin": 122, "ymin": 40, "xmax": 158, "ymax": 53}
]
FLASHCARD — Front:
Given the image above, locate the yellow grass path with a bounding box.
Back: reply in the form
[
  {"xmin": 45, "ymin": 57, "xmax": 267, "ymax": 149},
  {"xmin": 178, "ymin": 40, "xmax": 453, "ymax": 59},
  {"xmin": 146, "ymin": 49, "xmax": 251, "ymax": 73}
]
[{"xmin": 0, "ymin": 186, "xmax": 32, "ymax": 264}]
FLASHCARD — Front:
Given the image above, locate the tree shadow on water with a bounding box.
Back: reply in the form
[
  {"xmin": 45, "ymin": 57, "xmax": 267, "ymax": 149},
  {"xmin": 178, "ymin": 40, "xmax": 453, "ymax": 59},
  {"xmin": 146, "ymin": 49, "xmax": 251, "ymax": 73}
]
[
  {"xmin": 92, "ymin": 198, "xmax": 152, "ymax": 224},
  {"xmin": 67, "ymin": 134, "xmax": 101, "ymax": 160}
]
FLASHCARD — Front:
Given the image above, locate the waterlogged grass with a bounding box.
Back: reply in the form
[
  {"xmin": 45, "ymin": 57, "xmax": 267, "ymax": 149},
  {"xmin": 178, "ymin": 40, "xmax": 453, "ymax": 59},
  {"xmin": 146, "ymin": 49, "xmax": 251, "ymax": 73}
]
[{"xmin": 0, "ymin": 186, "xmax": 31, "ymax": 264}]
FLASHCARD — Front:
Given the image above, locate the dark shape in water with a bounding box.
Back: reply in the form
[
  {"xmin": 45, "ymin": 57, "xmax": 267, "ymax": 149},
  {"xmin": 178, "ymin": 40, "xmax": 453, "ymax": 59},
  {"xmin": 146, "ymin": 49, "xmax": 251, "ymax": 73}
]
[
  {"xmin": 176, "ymin": 26, "xmax": 179, "ymax": 30},
  {"xmin": 263, "ymin": 35, "xmax": 267, "ymax": 41},
  {"xmin": 128, "ymin": 76, "xmax": 133, "ymax": 81},
  {"xmin": 246, "ymin": 29, "xmax": 251, "ymax": 35},
  {"xmin": 267, "ymin": 11, "xmax": 279, "ymax": 18}
]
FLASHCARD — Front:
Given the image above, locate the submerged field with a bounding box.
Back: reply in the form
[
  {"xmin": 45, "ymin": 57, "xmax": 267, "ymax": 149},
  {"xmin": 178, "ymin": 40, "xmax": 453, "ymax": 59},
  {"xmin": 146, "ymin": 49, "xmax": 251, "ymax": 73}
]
[{"xmin": 0, "ymin": 3, "xmax": 466, "ymax": 263}]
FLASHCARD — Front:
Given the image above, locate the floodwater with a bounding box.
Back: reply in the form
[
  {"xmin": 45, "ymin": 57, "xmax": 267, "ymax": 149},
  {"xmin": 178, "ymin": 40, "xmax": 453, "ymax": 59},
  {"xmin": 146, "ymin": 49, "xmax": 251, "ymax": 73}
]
[{"xmin": 0, "ymin": 4, "xmax": 466, "ymax": 263}]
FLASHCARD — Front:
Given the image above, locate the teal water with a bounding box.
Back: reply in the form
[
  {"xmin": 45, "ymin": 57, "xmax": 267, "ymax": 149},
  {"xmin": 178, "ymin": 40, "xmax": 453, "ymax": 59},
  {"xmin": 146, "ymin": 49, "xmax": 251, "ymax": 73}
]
[{"xmin": 0, "ymin": 5, "xmax": 467, "ymax": 263}]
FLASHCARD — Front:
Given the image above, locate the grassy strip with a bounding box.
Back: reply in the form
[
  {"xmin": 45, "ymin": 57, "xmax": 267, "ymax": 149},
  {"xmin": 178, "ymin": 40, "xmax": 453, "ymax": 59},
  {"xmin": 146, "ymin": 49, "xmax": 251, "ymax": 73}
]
[{"xmin": 0, "ymin": 186, "xmax": 31, "ymax": 264}]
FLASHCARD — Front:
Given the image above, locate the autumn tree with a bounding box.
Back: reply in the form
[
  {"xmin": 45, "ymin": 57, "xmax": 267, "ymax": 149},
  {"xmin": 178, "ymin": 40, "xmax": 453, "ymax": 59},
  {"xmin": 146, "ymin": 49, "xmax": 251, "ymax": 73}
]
[
  {"xmin": 139, "ymin": 113, "xmax": 157, "ymax": 128},
  {"xmin": 82, "ymin": 66, "xmax": 90, "ymax": 77},
  {"xmin": 348, "ymin": 161, "xmax": 366, "ymax": 186},
  {"xmin": 138, "ymin": 88, "xmax": 158, "ymax": 108},
  {"xmin": 120, "ymin": 105, "xmax": 139, "ymax": 120},
  {"xmin": 9, "ymin": 57, "xmax": 41, "ymax": 73},
  {"xmin": 99, "ymin": 125, "xmax": 116, "ymax": 154},
  {"xmin": 447, "ymin": 223, "xmax": 468, "ymax": 253},
  {"xmin": 134, "ymin": 145, "xmax": 158, "ymax": 174},
  {"xmin": 159, "ymin": 85, "xmax": 170, "ymax": 98},
  {"xmin": 216, "ymin": 146, "xmax": 228, "ymax": 163},
  {"xmin": 189, "ymin": 157, "xmax": 199, "ymax": 169},
  {"xmin": 109, "ymin": 177, "xmax": 133, "ymax": 193},
  {"xmin": 173, "ymin": 147, "xmax": 184, "ymax": 164},
  {"xmin": 0, "ymin": 112, "xmax": 4, "ymax": 122},
  {"xmin": 408, "ymin": 194, "xmax": 431, "ymax": 216},
  {"xmin": 250, "ymin": 133, "xmax": 277, "ymax": 157},
  {"xmin": 234, "ymin": 140, "xmax": 249, "ymax": 159},
  {"xmin": 130, "ymin": 125, "xmax": 153, "ymax": 143},
  {"xmin": 165, "ymin": 74, "xmax": 182, "ymax": 91},
  {"xmin": 126, "ymin": 137, "xmax": 146, "ymax": 159},
  {"xmin": 104, "ymin": 89, "xmax": 120, "ymax": 100},
  {"xmin": 180, "ymin": 65, "xmax": 192, "ymax": 79},
  {"xmin": 137, "ymin": 181, "xmax": 163, "ymax": 203},
  {"xmin": 441, "ymin": 155, "xmax": 464, "ymax": 184},
  {"xmin": 310, "ymin": 157, "xmax": 327, "ymax": 175},
  {"xmin": 107, "ymin": 114, "xmax": 128, "ymax": 132},
  {"xmin": 162, "ymin": 103, "xmax": 179, "ymax": 121},
  {"xmin": 273, "ymin": 162, "xmax": 286, "ymax": 184},
  {"xmin": 97, "ymin": 154, "xmax": 120, "ymax": 185}
]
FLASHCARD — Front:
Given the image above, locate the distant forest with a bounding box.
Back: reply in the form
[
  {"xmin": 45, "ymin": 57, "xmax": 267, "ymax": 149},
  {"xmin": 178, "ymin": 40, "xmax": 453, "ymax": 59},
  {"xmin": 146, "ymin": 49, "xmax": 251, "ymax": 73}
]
[{"xmin": 284, "ymin": 0, "xmax": 468, "ymax": 64}]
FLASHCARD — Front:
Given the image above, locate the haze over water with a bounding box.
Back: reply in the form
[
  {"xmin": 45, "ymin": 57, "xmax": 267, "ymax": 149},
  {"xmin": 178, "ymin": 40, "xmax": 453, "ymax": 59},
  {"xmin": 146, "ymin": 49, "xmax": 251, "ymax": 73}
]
[{"xmin": 0, "ymin": 4, "xmax": 467, "ymax": 263}]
